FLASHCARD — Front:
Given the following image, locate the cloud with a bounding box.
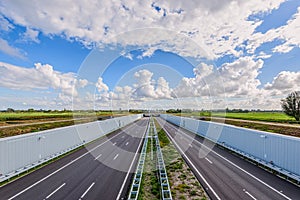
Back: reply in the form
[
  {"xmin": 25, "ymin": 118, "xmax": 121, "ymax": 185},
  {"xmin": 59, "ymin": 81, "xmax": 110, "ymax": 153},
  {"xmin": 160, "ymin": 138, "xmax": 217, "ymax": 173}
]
[
  {"xmin": 94, "ymin": 69, "xmax": 173, "ymax": 107},
  {"xmin": 132, "ymin": 69, "xmax": 173, "ymax": 100},
  {"xmin": 133, "ymin": 69, "xmax": 157, "ymax": 98},
  {"xmin": 247, "ymin": 6, "xmax": 300, "ymax": 55},
  {"xmin": 264, "ymin": 71, "xmax": 300, "ymax": 95},
  {"xmin": 256, "ymin": 51, "xmax": 272, "ymax": 59},
  {"xmin": 156, "ymin": 77, "xmax": 172, "ymax": 99},
  {"xmin": 271, "ymin": 7, "xmax": 300, "ymax": 53},
  {"xmin": 0, "ymin": 15, "xmax": 14, "ymax": 31},
  {"xmin": 1, "ymin": 58, "xmax": 297, "ymax": 110},
  {"xmin": 22, "ymin": 28, "xmax": 40, "ymax": 43},
  {"xmin": 95, "ymin": 77, "xmax": 109, "ymax": 92},
  {"xmin": 173, "ymin": 57, "xmax": 263, "ymax": 98},
  {"xmin": 0, "ymin": 38, "xmax": 26, "ymax": 59},
  {"xmin": 0, "ymin": 0, "xmax": 288, "ymax": 59},
  {"xmin": 0, "ymin": 62, "xmax": 88, "ymax": 96}
]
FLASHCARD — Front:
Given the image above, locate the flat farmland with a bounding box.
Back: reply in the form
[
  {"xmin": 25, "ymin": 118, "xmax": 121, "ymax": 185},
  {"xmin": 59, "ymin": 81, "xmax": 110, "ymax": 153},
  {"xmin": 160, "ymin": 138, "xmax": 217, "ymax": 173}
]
[
  {"xmin": 212, "ymin": 112, "xmax": 296, "ymax": 123},
  {"xmin": 0, "ymin": 111, "xmax": 124, "ymax": 138},
  {"xmin": 178, "ymin": 111, "xmax": 296, "ymax": 123},
  {"xmin": 174, "ymin": 111, "xmax": 300, "ymax": 137}
]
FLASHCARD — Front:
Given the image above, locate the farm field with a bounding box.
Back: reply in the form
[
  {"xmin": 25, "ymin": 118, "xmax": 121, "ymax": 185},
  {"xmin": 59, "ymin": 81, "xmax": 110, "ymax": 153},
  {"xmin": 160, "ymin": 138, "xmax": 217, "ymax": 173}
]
[
  {"xmin": 173, "ymin": 111, "xmax": 300, "ymax": 137},
  {"xmin": 212, "ymin": 112, "xmax": 295, "ymax": 123},
  {"xmin": 0, "ymin": 111, "xmax": 117, "ymax": 122},
  {"xmin": 0, "ymin": 111, "xmax": 127, "ymax": 138},
  {"xmin": 177, "ymin": 111, "xmax": 296, "ymax": 123}
]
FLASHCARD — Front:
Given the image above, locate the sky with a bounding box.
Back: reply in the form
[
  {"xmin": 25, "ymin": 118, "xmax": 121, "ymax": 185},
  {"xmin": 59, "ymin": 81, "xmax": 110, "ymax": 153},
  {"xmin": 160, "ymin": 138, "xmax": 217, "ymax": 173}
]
[{"xmin": 0, "ymin": 0, "xmax": 300, "ymax": 111}]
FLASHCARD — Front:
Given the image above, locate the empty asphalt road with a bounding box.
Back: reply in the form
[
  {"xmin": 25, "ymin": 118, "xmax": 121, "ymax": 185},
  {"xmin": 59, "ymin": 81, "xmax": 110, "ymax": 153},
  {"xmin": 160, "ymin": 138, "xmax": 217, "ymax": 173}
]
[
  {"xmin": 157, "ymin": 117, "xmax": 300, "ymax": 200},
  {"xmin": 0, "ymin": 118, "xmax": 149, "ymax": 200}
]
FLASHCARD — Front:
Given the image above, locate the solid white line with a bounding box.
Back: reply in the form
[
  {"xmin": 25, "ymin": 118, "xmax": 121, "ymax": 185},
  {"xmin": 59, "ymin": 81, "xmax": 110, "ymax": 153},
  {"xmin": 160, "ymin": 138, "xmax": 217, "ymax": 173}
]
[
  {"xmin": 115, "ymin": 121, "xmax": 148, "ymax": 200},
  {"xmin": 113, "ymin": 154, "xmax": 119, "ymax": 160},
  {"xmin": 125, "ymin": 142, "xmax": 129, "ymax": 146},
  {"xmin": 151, "ymin": 135, "xmax": 153, "ymax": 160},
  {"xmin": 159, "ymin": 121, "xmax": 221, "ymax": 200},
  {"xmin": 7, "ymin": 124, "xmax": 133, "ymax": 200},
  {"xmin": 245, "ymin": 191, "xmax": 257, "ymax": 200},
  {"xmin": 205, "ymin": 157, "xmax": 213, "ymax": 164},
  {"xmin": 45, "ymin": 183, "xmax": 66, "ymax": 199},
  {"xmin": 243, "ymin": 189, "xmax": 257, "ymax": 200},
  {"xmin": 94, "ymin": 154, "xmax": 102, "ymax": 160},
  {"xmin": 80, "ymin": 182, "xmax": 95, "ymax": 199},
  {"xmin": 164, "ymin": 122, "xmax": 292, "ymax": 200}
]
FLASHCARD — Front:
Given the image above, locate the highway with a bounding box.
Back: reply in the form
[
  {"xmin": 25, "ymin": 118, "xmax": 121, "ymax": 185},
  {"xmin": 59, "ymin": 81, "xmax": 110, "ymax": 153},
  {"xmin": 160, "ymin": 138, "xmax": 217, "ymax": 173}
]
[
  {"xmin": 157, "ymin": 117, "xmax": 300, "ymax": 200},
  {"xmin": 0, "ymin": 118, "xmax": 149, "ymax": 200}
]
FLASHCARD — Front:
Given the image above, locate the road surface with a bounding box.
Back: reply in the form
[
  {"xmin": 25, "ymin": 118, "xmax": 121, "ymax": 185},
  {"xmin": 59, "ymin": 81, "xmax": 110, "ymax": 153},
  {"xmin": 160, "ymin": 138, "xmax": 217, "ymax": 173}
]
[
  {"xmin": 0, "ymin": 118, "xmax": 149, "ymax": 200},
  {"xmin": 157, "ymin": 117, "xmax": 300, "ymax": 200}
]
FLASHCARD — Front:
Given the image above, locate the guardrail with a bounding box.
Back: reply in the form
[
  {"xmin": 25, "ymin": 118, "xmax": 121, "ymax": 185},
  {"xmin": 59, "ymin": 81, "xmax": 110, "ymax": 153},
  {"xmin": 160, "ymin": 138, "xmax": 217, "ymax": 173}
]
[
  {"xmin": 128, "ymin": 118, "xmax": 172, "ymax": 199},
  {"xmin": 128, "ymin": 121, "xmax": 149, "ymax": 200},
  {"xmin": 152, "ymin": 119, "xmax": 172, "ymax": 200},
  {"xmin": 0, "ymin": 114, "xmax": 142, "ymax": 182},
  {"xmin": 160, "ymin": 114, "xmax": 300, "ymax": 183}
]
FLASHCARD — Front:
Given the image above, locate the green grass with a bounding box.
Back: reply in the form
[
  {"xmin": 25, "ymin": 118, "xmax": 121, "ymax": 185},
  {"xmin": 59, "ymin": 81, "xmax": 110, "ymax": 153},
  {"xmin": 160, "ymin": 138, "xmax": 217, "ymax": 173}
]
[
  {"xmin": 137, "ymin": 132, "xmax": 160, "ymax": 200},
  {"xmin": 0, "ymin": 111, "xmax": 125, "ymax": 121},
  {"xmin": 177, "ymin": 112, "xmax": 296, "ymax": 123},
  {"xmin": 0, "ymin": 112, "xmax": 72, "ymax": 121},
  {"xmin": 212, "ymin": 112, "xmax": 295, "ymax": 122}
]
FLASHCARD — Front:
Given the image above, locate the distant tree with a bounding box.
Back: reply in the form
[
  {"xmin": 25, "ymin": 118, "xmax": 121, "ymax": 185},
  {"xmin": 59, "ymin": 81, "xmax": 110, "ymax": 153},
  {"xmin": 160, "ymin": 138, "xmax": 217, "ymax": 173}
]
[
  {"xmin": 281, "ymin": 91, "xmax": 300, "ymax": 121},
  {"xmin": 6, "ymin": 108, "xmax": 15, "ymax": 112}
]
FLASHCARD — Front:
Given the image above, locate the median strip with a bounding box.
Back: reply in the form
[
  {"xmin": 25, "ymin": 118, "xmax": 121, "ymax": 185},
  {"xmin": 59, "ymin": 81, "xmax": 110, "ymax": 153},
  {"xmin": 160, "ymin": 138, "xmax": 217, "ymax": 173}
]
[
  {"xmin": 128, "ymin": 121, "xmax": 149, "ymax": 199},
  {"xmin": 154, "ymin": 118, "xmax": 209, "ymax": 200}
]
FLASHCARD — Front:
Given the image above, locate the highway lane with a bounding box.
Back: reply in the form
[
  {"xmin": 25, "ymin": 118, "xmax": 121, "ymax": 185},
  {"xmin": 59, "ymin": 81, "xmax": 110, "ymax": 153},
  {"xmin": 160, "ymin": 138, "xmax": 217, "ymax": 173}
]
[
  {"xmin": 157, "ymin": 117, "xmax": 300, "ymax": 200},
  {"xmin": 0, "ymin": 118, "xmax": 149, "ymax": 200}
]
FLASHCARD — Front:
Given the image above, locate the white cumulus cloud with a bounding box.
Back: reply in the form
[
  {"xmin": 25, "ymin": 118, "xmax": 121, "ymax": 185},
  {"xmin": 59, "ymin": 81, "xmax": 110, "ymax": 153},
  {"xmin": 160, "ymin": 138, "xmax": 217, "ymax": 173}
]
[
  {"xmin": 0, "ymin": 0, "xmax": 290, "ymax": 59},
  {"xmin": 173, "ymin": 57, "xmax": 263, "ymax": 98},
  {"xmin": 264, "ymin": 71, "xmax": 300, "ymax": 95},
  {"xmin": 0, "ymin": 38, "xmax": 25, "ymax": 59},
  {"xmin": 0, "ymin": 62, "xmax": 88, "ymax": 96}
]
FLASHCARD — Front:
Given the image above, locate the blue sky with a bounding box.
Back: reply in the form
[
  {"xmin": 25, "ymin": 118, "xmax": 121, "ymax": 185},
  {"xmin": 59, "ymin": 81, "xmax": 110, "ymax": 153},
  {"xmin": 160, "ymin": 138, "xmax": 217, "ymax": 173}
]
[{"xmin": 0, "ymin": 0, "xmax": 299, "ymax": 110}]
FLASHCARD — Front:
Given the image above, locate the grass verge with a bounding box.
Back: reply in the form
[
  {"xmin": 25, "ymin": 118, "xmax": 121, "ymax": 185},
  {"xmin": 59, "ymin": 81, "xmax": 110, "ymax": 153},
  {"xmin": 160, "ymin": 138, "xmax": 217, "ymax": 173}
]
[
  {"xmin": 154, "ymin": 119, "xmax": 209, "ymax": 200},
  {"xmin": 138, "ymin": 125, "xmax": 160, "ymax": 200}
]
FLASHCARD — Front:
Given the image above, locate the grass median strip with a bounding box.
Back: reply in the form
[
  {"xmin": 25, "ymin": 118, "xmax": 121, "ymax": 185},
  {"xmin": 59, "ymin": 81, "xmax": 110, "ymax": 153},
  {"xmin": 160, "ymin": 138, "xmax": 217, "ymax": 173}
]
[
  {"xmin": 154, "ymin": 118, "xmax": 209, "ymax": 200},
  {"xmin": 136, "ymin": 123, "xmax": 160, "ymax": 200}
]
